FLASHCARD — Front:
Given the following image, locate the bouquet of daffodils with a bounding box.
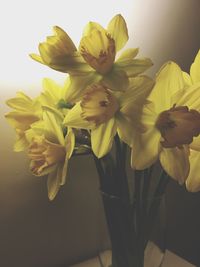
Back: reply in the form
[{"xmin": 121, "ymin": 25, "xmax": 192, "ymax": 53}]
[{"xmin": 5, "ymin": 14, "xmax": 200, "ymax": 267}]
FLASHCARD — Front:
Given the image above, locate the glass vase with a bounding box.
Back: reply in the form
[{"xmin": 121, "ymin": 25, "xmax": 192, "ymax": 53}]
[{"xmin": 94, "ymin": 137, "xmax": 169, "ymax": 267}]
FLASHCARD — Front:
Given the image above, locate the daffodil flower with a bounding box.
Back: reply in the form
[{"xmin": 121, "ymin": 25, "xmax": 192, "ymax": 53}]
[
  {"xmin": 5, "ymin": 92, "xmax": 41, "ymax": 151},
  {"xmin": 27, "ymin": 111, "xmax": 75, "ymax": 200},
  {"xmin": 63, "ymin": 76, "xmax": 154, "ymax": 158},
  {"xmin": 131, "ymin": 61, "xmax": 200, "ymax": 184},
  {"xmin": 30, "ymin": 14, "xmax": 153, "ymax": 98},
  {"xmin": 172, "ymin": 50, "xmax": 200, "ymax": 191}
]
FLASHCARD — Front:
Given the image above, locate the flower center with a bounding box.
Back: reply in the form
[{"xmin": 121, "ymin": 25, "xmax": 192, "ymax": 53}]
[
  {"xmin": 81, "ymin": 83, "xmax": 119, "ymax": 125},
  {"xmin": 155, "ymin": 105, "xmax": 200, "ymax": 148},
  {"xmin": 80, "ymin": 30, "xmax": 116, "ymax": 74},
  {"xmin": 28, "ymin": 136, "xmax": 66, "ymax": 175}
]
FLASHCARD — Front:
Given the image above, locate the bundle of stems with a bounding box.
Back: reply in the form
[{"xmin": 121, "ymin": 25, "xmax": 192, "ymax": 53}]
[{"xmin": 94, "ymin": 135, "xmax": 169, "ymax": 267}]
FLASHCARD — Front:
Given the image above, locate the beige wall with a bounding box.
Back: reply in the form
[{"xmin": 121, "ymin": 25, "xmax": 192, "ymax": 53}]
[{"xmin": 0, "ymin": 0, "xmax": 200, "ymax": 266}]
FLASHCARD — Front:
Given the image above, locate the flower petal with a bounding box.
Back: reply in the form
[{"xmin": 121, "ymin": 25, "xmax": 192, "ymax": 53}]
[
  {"xmin": 91, "ymin": 118, "xmax": 117, "ymax": 158},
  {"xmin": 117, "ymin": 48, "xmax": 139, "ymax": 62},
  {"xmin": 176, "ymin": 82, "xmax": 200, "ymax": 110},
  {"xmin": 43, "ymin": 111, "xmax": 65, "ymax": 145},
  {"xmin": 60, "ymin": 128, "xmax": 75, "ymax": 185},
  {"xmin": 101, "ymin": 68, "xmax": 129, "ymax": 91},
  {"xmin": 149, "ymin": 61, "xmax": 185, "ymax": 113},
  {"xmin": 6, "ymin": 92, "xmax": 33, "ymax": 111},
  {"xmin": 190, "ymin": 49, "xmax": 200, "ymax": 84},
  {"xmin": 47, "ymin": 165, "xmax": 62, "ymax": 201},
  {"xmin": 115, "ymin": 57, "xmax": 153, "ymax": 78},
  {"xmin": 116, "ymin": 113, "xmax": 133, "ymax": 146},
  {"xmin": 14, "ymin": 133, "xmax": 28, "ymax": 152},
  {"xmin": 190, "ymin": 135, "xmax": 200, "ymax": 151},
  {"xmin": 186, "ymin": 150, "xmax": 200, "ymax": 192},
  {"xmin": 182, "ymin": 71, "xmax": 192, "ymax": 86},
  {"xmin": 159, "ymin": 146, "xmax": 190, "ymax": 184},
  {"xmin": 82, "ymin": 21, "xmax": 106, "ymax": 36},
  {"xmin": 64, "ymin": 72, "xmax": 101, "ymax": 103},
  {"xmin": 119, "ymin": 76, "xmax": 154, "ymax": 114},
  {"xmin": 63, "ymin": 102, "xmax": 93, "ymax": 129},
  {"xmin": 131, "ymin": 127, "xmax": 161, "ymax": 169},
  {"xmin": 107, "ymin": 14, "xmax": 128, "ymax": 51}
]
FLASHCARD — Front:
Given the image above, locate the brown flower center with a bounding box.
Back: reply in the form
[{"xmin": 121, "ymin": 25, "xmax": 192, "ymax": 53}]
[
  {"xmin": 81, "ymin": 83, "xmax": 119, "ymax": 126},
  {"xmin": 155, "ymin": 105, "xmax": 200, "ymax": 148},
  {"xmin": 80, "ymin": 31, "xmax": 116, "ymax": 74}
]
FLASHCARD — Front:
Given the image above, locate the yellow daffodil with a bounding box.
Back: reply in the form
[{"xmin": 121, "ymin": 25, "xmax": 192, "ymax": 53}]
[
  {"xmin": 5, "ymin": 92, "xmax": 41, "ymax": 151},
  {"xmin": 27, "ymin": 111, "xmax": 75, "ymax": 200},
  {"xmin": 30, "ymin": 14, "xmax": 153, "ymax": 96},
  {"xmin": 131, "ymin": 61, "xmax": 200, "ymax": 184},
  {"xmin": 63, "ymin": 76, "xmax": 154, "ymax": 158}
]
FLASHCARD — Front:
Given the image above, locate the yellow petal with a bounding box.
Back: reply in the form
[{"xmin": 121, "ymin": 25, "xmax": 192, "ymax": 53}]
[
  {"xmin": 91, "ymin": 118, "xmax": 117, "ymax": 158},
  {"xmin": 117, "ymin": 48, "xmax": 139, "ymax": 62},
  {"xmin": 5, "ymin": 111, "xmax": 39, "ymax": 131},
  {"xmin": 107, "ymin": 14, "xmax": 128, "ymax": 51},
  {"xmin": 42, "ymin": 78, "xmax": 63, "ymax": 101},
  {"xmin": 182, "ymin": 71, "xmax": 192, "ymax": 86},
  {"xmin": 65, "ymin": 128, "xmax": 75, "ymax": 159},
  {"xmin": 186, "ymin": 150, "xmax": 200, "ymax": 192},
  {"xmin": 14, "ymin": 133, "xmax": 28, "ymax": 152},
  {"xmin": 47, "ymin": 165, "xmax": 62, "ymax": 201},
  {"xmin": 60, "ymin": 128, "xmax": 75, "ymax": 185},
  {"xmin": 53, "ymin": 26, "xmax": 77, "ymax": 53},
  {"xmin": 115, "ymin": 57, "xmax": 153, "ymax": 77},
  {"xmin": 64, "ymin": 72, "xmax": 101, "ymax": 103},
  {"xmin": 82, "ymin": 21, "xmax": 106, "ymax": 36},
  {"xmin": 6, "ymin": 92, "xmax": 35, "ymax": 112},
  {"xmin": 119, "ymin": 76, "xmax": 154, "ymax": 114},
  {"xmin": 116, "ymin": 113, "xmax": 133, "ymax": 146},
  {"xmin": 190, "ymin": 49, "xmax": 200, "ymax": 84},
  {"xmin": 131, "ymin": 127, "xmax": 161, "ymax": 169},
  {"xmin": 29, "ymin": 53, "xmax": 45, "ymax": 64},
  {"xmin": 159, "ymin": 146, "xmax": 190, "ymax": 184},
  {"xmin": 176, "ymin": 82, "xmax": 200, "ymax": 110},
  {"xmin": 43, "ymin": 111, "xmax": 65, "ymax": 146},
  {"xmin": 101, "ymin": 68, "xmax": 129, "ymax": 91},
  {"xmin": 63, "ymin": 102, "xmax": 93, "ymax": 129},
  {"xmin": 190, "ymin": 135, "xmax": 200, "ymax": 151},
  {"xmin": 149, "ymin": 61, "xmax": 185, "ymax": 114}
]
